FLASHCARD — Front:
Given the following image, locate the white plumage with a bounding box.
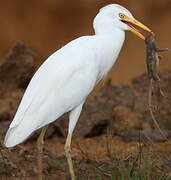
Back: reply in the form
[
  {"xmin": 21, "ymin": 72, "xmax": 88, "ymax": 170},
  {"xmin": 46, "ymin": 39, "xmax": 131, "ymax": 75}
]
[{"xmin": 4, "ymin": 4, "xmax": 151, "ymax": 149}]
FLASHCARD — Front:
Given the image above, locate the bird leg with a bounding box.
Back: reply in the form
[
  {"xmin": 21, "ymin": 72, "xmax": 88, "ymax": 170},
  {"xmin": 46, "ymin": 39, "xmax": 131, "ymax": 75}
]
[
  {"xmin": 64, "ymin": 133, "xmax": 76, "ymax": 180},
  {"xmin": 65, "ymin": 102, "xmax": 84, "ymax": 180},
  {"xmin": 37, "ymin": 126, "xmax": 48, "ymax": 180}
]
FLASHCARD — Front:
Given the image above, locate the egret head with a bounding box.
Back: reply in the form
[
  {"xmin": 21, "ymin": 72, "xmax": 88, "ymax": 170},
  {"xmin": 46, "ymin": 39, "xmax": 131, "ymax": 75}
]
[{"xmin": 93, "ymin": 4, "xmax": 152, "ymax": 40}]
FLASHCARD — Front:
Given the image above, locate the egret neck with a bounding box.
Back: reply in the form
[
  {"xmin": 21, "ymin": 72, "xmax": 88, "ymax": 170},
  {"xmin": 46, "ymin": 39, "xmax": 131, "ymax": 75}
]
[{"xmin": 94, "ymin": 29, "xmax": 125, "ymax": 82}]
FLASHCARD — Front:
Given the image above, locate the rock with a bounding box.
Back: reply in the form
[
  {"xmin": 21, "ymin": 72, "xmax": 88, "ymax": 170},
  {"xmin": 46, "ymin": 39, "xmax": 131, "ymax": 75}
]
[
  {"xmin": 109, "ymin": 106, "xmax": 150, "ymax": 139},
  {"xmin": 0, "ymin": 43, "xmax": 36, "ymax": 94},
  {"xmin": 100, "ymin": 80, "xmax": 135, "ymax": 109},
  {"xmin": 132, "ymin": 72, "xmax": 171, "ymax": 130},
  {"xmin": 0, "ymin": 44, "xmax": 36, "ymax": 137}
]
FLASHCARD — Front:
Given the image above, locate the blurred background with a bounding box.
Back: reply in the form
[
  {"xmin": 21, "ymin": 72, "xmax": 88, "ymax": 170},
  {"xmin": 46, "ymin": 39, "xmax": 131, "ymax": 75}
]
[{"xmin": 0, "ymin": 0, "xmax": 170, "ymax": 84}]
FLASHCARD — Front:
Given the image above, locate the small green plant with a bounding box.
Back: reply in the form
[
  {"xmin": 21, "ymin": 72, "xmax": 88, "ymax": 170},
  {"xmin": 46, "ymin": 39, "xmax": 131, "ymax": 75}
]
[{"xmin": 78, "ymin": 130, "xmax": 171, "ymax": 180}]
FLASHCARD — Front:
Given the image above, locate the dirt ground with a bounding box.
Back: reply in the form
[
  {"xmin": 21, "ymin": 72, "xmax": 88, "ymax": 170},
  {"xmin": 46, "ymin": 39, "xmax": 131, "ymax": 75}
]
[
  {"xmin": 0, "ymin": 45, "xmax": 171, "ymax": 179},
  {"xmin": 1, "ymin": 136, "xmax": 171, "ymax": 180}
]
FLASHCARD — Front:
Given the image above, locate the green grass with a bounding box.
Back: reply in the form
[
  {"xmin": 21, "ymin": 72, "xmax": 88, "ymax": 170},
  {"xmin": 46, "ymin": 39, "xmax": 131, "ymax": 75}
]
[
  {"xmin": 90, "ymin": 150, "xmax": 171, "ymax": 180},
  {"xmin": 78, "ymin": 134, "xmax": 171, "ymax": 180}
]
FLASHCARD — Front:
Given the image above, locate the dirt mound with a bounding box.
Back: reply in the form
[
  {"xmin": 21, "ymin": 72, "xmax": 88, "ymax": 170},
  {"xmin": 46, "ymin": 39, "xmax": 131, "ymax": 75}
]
[{"xmin": 1, "ymin": 45, "xmax": 171, "ymax": 142}]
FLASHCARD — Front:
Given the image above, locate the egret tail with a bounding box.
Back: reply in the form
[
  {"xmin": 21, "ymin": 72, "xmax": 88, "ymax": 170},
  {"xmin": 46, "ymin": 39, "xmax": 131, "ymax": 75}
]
[{"xmin": 4, "ymin": 123, "xmax": 35, "ymax": 147}]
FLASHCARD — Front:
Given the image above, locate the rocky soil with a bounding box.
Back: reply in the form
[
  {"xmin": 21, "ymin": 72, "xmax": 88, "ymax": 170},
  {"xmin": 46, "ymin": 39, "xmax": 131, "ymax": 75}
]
[{"xmin": 0, "ymin": 45, "xmax": 171, "ymax": 179}]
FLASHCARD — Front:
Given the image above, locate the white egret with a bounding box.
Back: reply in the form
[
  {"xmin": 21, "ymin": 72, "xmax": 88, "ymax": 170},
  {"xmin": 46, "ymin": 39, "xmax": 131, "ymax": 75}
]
[{"xmin": 4, "ymin": 4, "xmax": 152, "ymax": 180}]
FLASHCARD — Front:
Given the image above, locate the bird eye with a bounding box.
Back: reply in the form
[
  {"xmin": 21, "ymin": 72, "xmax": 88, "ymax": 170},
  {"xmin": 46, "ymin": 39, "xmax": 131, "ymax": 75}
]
[{"xmin": 119, "ymin": 13, "xmax": 125, "ymax": 19}]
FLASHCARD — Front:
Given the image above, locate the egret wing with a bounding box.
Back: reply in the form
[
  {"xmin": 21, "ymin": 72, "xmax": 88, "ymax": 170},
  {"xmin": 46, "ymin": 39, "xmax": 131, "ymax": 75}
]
[{"xmin": 5, "ymin": 36, "xmax": 99, "ymax": 147}]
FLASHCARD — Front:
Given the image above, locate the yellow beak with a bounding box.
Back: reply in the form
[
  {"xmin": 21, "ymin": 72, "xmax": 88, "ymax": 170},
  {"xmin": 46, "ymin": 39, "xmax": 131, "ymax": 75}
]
[{"xmin": 123, "ymin": 16, "xmax": 153, "ymax": 40}]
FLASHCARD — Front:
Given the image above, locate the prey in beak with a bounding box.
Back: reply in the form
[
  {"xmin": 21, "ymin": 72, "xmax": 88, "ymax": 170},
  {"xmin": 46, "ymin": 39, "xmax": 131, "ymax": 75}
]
[{"xmin": 120, "ymin": 15, "xmax": 153, "ymax": 40}]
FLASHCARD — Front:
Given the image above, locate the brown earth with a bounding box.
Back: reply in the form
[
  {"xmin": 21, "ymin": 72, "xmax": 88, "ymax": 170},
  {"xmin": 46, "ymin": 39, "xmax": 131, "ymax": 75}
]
[{"xmin": 0, "ymin": 44, "xmax": 171, "ymax": 179}]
